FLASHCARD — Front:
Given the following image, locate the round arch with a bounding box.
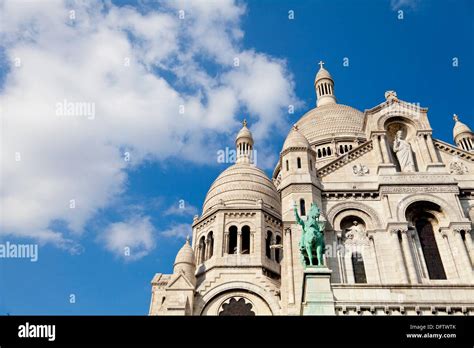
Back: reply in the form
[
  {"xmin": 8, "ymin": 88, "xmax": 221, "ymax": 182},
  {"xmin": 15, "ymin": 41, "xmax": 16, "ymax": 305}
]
[
  {"xmin": 396, "ymin": 193, "xmax": 460, "ymax": 223},
  {"xmin": 326, "ymin": 202, "xmax": 382, "ymax": 230},
  {"xmin": 377, "ymin": 113, "xmax": 422, "ymax": 131},
  {"xmin": 197, "ymin": 281, "xmax": 280, "ymax": 315}
]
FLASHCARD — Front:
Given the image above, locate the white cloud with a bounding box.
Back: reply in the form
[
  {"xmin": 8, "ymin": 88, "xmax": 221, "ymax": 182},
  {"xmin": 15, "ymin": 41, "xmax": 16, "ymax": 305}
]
[
  {"xmin": 164, "ymin": 203, "xmax": 198, "ymax": 217},
  {"xmin": 0, "ymin": 0, "xmax": 299, "ymax": 249},
  {"xmin": 99, "ymin": 215, "xmax": 156, "ymax": 261},
  {"xmin": 390, "ymin": 0, "xmax": 420, "ymax": 10},
  {"xmin": 160, "ymin": 223, "xmax": 192, "ymax": 239}
]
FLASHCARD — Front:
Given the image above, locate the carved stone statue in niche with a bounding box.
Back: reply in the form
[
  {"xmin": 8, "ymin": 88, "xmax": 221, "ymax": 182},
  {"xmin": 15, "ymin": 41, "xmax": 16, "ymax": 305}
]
[
  {"xmin": 345, "ymin": 221, "xmax": 365, "ymax": 240},
  {"xmin": 393, "ymin": 130, "xmax": 416, "ymax": 172}
]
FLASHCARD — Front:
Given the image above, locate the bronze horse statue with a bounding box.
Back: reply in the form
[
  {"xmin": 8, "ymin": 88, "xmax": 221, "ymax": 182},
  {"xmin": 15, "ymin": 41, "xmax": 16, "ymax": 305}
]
[{"xmin": 294, "ymin": 202, "xmax": 325, "ymax": 267}]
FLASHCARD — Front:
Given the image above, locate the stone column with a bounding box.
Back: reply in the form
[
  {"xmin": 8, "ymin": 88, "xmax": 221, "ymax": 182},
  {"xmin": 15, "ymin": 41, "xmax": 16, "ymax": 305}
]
[
  {"xmin": 391, "ymin": 230, "xmax": 409, "ymax": 284},
  {"xmin": 417, "ymin": 133, "xmax": 432, "ymax": 165},
  {"xmin": 425, "ymin": 134, "xmax": 439, "ymax": 163},
  {"xmin": 270, "ymin": 236, "xmax": 276, "ymax": 261},
  {"xmin": 453, "ymin": 229, "xmax": 473, "ymax": 280},
  {"xmin": 383, "ymin": 194, "xmax": 392, "ymax": 219},
  {"xmin": 440, "ymin": 230, "xmax": 459, "ymax": 279},
  {"xmin": 237, "ymin": 230, "xmax": 242, "ymax": 255},
  {"xmin": 336, "ymin": 233, "xmax": 346, "ymax": 283},
  {"xmin": 401, "ymin": 230, "xmax": 418, "ymax": 284},
  {"xmin": 380, "ymin": 134, "xmax": 391, "ymax": 164},
  {"xmin": 204, "ymin": 239, "xmax": 209, "ymax": 260},
  {"xmin": 372, "ymin": 135, "xmax": 383, "ymax": 164},
  {"xmin": 369, "ymin": 233, "xmax": 382, "ymax": 284},
  {"xmin": 251, "ymin": 232, "xmax": 255, "ymax": 254},
  {"xmin": 285, "ymin": 227, "xmax": 295, "ymax": 304},
  {"xmin": 223, "ymin": 232, "xmax": 229, "ymax": 254},
  {"xmin": 463, "ymin": 230, "xmax": 474, "ymax": 265}
]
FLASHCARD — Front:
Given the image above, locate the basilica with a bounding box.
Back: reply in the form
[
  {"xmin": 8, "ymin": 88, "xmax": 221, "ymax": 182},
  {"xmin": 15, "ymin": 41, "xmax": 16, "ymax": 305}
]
[{"xmin": 149, "ymin": 63, "xmax": 474, "ymax": 316}]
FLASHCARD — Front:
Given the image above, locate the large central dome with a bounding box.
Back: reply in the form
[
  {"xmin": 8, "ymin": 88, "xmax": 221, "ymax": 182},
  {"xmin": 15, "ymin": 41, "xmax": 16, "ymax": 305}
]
[{"xmin": 295, "ymin": 103, "xmax": 366, "ymax": 144}]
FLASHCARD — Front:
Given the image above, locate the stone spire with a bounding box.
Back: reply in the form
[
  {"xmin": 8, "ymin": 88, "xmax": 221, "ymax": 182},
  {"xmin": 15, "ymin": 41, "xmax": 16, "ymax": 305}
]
[
  {"xmin": 235, "ymin": 119, "xmax": 255, "ymax": 164},
  {"xmin": 453, "ymin": 114, "xmax": 473, "ymax": 152},
  {"xmin": 314, "ymin": 61, "xmax": 336, "ymax": 107}
]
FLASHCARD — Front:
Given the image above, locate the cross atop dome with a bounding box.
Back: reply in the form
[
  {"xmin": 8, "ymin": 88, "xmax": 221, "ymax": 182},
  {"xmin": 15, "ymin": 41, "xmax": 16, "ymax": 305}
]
[
  {"xmin": 453, "ymin": 114, "xmax": 459, "ymax": 122},
  {"xmin": 243, "ymin": 119, "xmax": 247, "ymax": 127},
  {"xmin": 318, "ymin": 60, "xmax": 325, "ymax": 69}
]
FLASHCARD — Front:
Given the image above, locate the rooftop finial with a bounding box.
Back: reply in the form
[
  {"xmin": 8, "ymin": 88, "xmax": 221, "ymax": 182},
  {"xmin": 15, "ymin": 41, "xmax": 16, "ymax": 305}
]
[
  {"xmin": 186, "ymin": 235, "xmax": 190, "ymax": 244},
  {"xmin": 453, "ymin": 114, "xmax": 459, "ymax": 122},
  {"xmin": 318, "ymin": 60, "xmax": 325, "ymax": 69},
  {"xmin": 243, "ymin": 119, "xmax": 247, "ymax": 127}
]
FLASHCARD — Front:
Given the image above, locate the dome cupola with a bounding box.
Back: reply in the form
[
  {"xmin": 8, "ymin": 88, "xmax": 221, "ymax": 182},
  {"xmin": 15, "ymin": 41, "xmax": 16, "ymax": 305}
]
[
  {"xmin": 314, "ymin": 61, "xmax": 336, "ymax": 107},
  {"xmin": 236, "ymin": 119, "xmax": 255, "ymax": 164},
  {"xmin": 453, "ymin": 114, "xmax": 473, "ymax": 152},
  {"xmin": 173, "ymin": 236, "xmax": 196, "ymax": 284}
]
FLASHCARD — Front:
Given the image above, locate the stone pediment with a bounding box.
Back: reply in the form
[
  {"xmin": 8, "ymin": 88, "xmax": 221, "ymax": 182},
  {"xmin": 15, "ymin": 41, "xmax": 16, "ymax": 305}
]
[
  {"xmin": 166, "ymin": 273, "xmax": 195, "ymax": 290},
  {"xmin": 317, "ymin": 140, "xmax": 374, "ymax": 178}
]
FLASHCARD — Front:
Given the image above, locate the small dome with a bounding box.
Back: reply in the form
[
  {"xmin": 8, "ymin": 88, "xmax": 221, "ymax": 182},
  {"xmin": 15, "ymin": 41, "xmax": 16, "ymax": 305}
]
[
  {"xmin": 203, "ymin": 163, "xmax": 281, "ymax": 214},
  {"xmin": 295, "ymin": 103, "xmax": 366, "ymax": 144},
  {"xmin": 236, "ymin": 119, "xmax": 253, "ymax": 143},
  {"xmin": 453, "ymin": 114, "xmax": 472, "ymax": 140},
  {"xmin": 315, "ymin": 66, "xmax": 333, "ymax": 83},
  {"xmin": 174, "ymin": 238, "xmax": 195, "ymax": 267},
  {"xmin": 282, "ymin": 125, "xmax": 310, "ymax": 151}
]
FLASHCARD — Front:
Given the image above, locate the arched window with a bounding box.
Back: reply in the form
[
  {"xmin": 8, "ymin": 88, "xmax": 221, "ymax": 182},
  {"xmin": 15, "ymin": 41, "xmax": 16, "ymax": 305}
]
[
  {"xmin": 297, "ymin": 157, "xmax": 301, "ymax": 169},
  {"xmin": 351, "ymin": 252, "xmax": 367, "ymax": 283},
  {"xmin": 241, "ymin": 225, "xmax": 250, "ymax": 254},
  {"xmin": 207, "ymin": 232, "xmax": 214, "ymax": 259},
  {"xmin": 199, "ymin": 236, "xmax": 206, "ymax": 264},
  {"xmin": 344, "ymin": 145, "xmax": 349, "ymax": 152},
  {"xmin": 349, "ymin": 145, "xmax": 353, "ymax": 150},
  {"xmin": 322, "ymin": 148, "xmax": 327, "ymax": 157},
  {"xmin": 275, "ymin": 235, "xmax": 282, "ymax": 263},
  {"xmin": 416, "ymin": 218, "xmax": 446, "ymax": 280},
  {"xmin": 266, "ymin": 231, "xmax": 273, "ymax": 259},
  {"xmin": 286, "ymin": 160, "xmax": 289, "ymax": 171},
  {"xmin": 300, "ymin": 199, "xmax": 306, "ymax": 216},
  {"xmin": 317, "ymin": 149, "xmax": 322, "ymax": 158},
  {"xmin": 339, "ymin": 145, "xmax": 344, "ymax": 154},
  {"xmin": 228, "ymin": 226, "xmax": 238, "ymax": 254},
  {"xmin": 327, "ymin": 147, "xmax": 332, "ymax": 156}
]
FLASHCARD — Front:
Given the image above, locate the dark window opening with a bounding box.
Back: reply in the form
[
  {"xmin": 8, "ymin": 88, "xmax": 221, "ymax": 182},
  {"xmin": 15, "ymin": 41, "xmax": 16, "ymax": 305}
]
[
  {"xmin": 352, "ymin": 252, "xmax": 367, "ymax": 283},
  {"xmin": 207, "ymin": 232, "xmax": 214, "ymax": 259},
  {"xmin": 228, "ymin": 226, "xmax": 238, "ymax": 254},
  {"xmin": 297, "ymin": 157, "xmax": 301, "ymax": 169},
  {"xmin": 300, "ymin": 199, "xmax": 306, "ymax": 216},
  {"xmin": 416, "ymin": 218, "xmax": 447, "ymax": 280},
  {"xmin": 275, "ymin": 235, "xmax": 282, "ymax": 263},
  {"xmin": 241, "ymin": 225, "xmax": 250, "ymax": 254},
  {"xmin": 266, "ymin": 231, "xmax": 273, "ymax": 259}
]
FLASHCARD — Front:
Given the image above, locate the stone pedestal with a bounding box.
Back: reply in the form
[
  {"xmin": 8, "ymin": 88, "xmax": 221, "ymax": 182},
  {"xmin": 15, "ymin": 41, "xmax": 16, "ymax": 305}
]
[{"xmin": 301, "ymin": 266, "xmax": 335, "ymax": 315}]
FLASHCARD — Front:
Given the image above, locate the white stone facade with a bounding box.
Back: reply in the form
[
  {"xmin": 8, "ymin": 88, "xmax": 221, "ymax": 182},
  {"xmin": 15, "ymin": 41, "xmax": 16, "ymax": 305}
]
[{"xmin": 149, "ymin": 64, "xmax": 474, "ymax": 316}]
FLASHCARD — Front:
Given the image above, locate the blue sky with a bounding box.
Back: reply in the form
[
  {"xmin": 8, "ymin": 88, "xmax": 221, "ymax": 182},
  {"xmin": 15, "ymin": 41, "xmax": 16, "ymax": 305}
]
[{"xmin": 0, "ymin": 0, "xmax": 473, "ymax": 315}]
